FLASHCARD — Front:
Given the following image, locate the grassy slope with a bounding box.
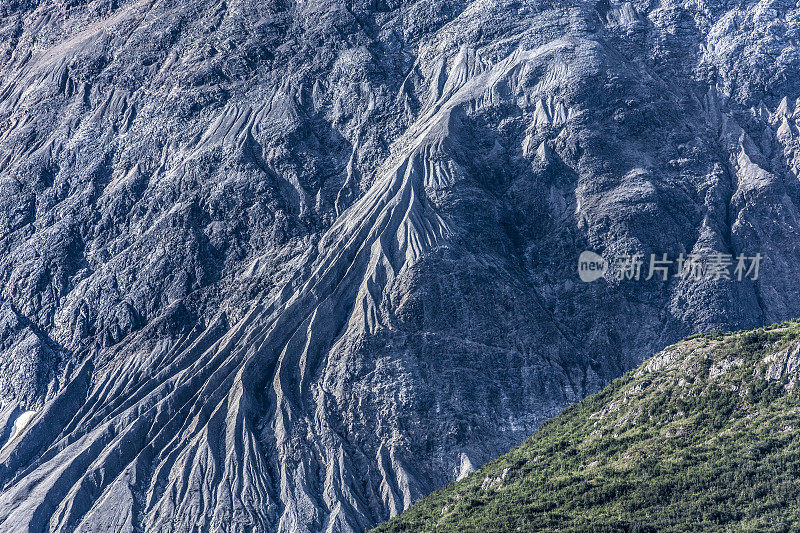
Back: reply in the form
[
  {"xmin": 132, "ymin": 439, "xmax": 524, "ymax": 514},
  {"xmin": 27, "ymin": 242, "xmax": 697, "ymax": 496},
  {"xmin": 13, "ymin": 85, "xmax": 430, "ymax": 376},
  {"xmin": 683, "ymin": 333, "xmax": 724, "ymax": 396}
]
[{"xmin": 373, "ymin": 321, "xmax": 800, "ymax": 532}]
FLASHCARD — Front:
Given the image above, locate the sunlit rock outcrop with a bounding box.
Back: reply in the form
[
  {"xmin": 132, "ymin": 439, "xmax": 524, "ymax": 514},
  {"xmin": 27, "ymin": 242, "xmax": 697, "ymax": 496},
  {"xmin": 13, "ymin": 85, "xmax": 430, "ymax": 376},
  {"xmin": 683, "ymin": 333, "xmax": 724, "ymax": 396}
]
[{"xmin": 1, "ymin": 0, "xmax": 800, "ymax": 531}]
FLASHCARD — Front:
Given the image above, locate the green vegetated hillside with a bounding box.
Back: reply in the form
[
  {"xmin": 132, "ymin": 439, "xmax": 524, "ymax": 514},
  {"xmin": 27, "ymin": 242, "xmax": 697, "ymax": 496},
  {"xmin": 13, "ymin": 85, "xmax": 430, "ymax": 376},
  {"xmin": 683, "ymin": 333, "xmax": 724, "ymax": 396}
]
[{"xmin": 373, "ymin": 321, "xmax": 800, "ymax": 532}]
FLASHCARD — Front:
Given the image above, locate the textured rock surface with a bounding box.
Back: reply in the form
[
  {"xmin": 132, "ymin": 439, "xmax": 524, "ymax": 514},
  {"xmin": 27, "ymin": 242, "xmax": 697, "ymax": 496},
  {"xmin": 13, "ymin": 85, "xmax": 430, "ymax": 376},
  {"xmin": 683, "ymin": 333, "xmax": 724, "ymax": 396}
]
[{"xmin": 1, "ymin": 0, "xmax": 800, "ymax": 531}]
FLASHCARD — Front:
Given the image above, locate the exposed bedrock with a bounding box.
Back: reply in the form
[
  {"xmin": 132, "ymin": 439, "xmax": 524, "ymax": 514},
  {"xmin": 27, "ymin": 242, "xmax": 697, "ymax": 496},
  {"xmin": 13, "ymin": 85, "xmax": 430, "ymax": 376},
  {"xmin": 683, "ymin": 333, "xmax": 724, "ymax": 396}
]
[{"xmin": 1, "ymin": 0, "xmax": 800, "ymax": 530}]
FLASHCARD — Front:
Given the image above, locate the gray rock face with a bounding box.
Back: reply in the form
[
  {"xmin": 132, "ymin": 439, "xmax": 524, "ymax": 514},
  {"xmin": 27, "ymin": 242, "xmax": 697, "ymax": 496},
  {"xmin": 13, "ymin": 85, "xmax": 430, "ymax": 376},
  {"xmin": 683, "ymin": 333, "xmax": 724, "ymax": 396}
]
[{"xmin": 0, "ymin": 0, "xmax": 800, "ymax": 530}]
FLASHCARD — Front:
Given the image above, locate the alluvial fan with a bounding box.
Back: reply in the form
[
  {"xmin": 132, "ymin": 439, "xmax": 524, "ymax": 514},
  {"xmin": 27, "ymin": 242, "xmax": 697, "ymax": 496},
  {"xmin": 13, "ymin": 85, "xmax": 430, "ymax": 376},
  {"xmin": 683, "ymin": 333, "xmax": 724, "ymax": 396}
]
[{"xmin": 1, "ymin": 0, "xmax": 800, "ymax": 531}]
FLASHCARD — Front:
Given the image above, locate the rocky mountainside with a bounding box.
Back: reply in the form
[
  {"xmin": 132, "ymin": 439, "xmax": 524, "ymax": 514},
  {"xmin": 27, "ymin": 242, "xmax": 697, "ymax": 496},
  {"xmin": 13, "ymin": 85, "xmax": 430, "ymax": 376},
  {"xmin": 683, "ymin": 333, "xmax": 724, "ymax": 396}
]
[
  {"xmin": 1, "ymin": 0, "xmax": 800, "ymax": 531},
  {"xmin": 374, "ymin": 321, "xmax": 800, "ymax": 532}
]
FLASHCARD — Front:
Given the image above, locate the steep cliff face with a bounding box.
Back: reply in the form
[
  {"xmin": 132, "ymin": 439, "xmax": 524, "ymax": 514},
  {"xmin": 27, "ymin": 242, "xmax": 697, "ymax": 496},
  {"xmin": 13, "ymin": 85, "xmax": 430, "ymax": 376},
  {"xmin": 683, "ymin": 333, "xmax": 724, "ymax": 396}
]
[{"xmin": 1, "ymin": 0, "xmax": 800, "ymax": 531}]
